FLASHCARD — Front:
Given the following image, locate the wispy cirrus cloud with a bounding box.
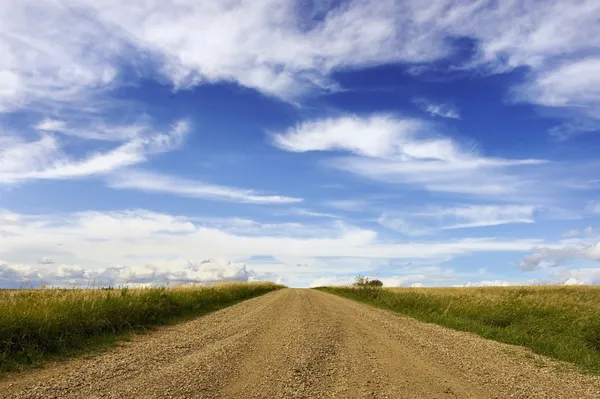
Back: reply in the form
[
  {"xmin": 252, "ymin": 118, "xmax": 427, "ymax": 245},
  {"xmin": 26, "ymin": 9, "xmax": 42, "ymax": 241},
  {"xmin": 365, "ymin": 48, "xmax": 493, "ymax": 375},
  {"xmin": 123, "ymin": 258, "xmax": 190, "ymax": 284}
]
[
  {"xmin": 271, "ymin": 114, "xmax": 546, "ymax": 197},
  {"xmin": 34, "ymin": 118, "xmax": 152, "ymax": 142},
  {"xmin": 0, "ymin": 120, "xmax": 190, "ymax": 184},
  {"xmin": 1, "ymin": 0, "xmax": 599, "ymax": 113},
  {"xmin": 379, "ymin": 205, "xmax": 536, "ymax": 236},
  {"xmin": 106, "ymin": 170, "xmax": 303, "ymax": 204},
  {"xmin": 289, "ymin": 208, "xmax": 342, "ymax": 219},
  {"xmin": 414, "ymin": 98, "xmax": 460, "ymax": 119}
]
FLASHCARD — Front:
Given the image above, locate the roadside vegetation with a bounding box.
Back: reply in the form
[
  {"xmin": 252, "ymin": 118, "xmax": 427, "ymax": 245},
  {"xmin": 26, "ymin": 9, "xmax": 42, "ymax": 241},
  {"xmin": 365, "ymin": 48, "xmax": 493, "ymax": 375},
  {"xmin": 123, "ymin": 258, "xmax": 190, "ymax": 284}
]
[
  {"xmin": 316, "ymin": 282, "xmax": 600, "ymax": 374},
  {"xmin": 0, "ymin": 282, "xmax": 282, "ymax": 373}
]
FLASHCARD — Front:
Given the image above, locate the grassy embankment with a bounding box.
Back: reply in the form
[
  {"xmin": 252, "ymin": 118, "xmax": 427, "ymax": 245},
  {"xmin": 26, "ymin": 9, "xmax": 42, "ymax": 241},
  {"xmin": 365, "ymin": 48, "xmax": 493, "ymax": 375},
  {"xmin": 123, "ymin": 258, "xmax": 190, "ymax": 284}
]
[
  {"xmin": 317, "ymin": 285, "xmax": 600, "ymax": 374},
  {"xmin": 1, "ymin": 282, "xmax": 282, "ymax": 373}
]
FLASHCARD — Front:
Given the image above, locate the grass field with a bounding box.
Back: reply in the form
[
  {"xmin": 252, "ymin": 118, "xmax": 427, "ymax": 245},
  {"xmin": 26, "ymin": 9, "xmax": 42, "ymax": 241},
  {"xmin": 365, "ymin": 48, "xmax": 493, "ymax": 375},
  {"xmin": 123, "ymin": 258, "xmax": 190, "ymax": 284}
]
[
  {"xmin": 0, "ymin": 282, "xmax": 282, "ymax": 373},
  {"xmin": 317, "ymin": 285, "xmax": 600, "ymax": 374}
]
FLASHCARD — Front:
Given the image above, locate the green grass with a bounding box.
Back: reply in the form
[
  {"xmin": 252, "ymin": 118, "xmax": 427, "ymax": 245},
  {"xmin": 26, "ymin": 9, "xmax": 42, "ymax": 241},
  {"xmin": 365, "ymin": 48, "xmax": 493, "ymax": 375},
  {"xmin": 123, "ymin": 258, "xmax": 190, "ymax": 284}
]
[
  {"xmin": 0, "ymin": 282, "xmax": 283, "ymax": 373},
  {"xmin": 316, "ymin": 285, "xmax": 600, "ymax": 374}
]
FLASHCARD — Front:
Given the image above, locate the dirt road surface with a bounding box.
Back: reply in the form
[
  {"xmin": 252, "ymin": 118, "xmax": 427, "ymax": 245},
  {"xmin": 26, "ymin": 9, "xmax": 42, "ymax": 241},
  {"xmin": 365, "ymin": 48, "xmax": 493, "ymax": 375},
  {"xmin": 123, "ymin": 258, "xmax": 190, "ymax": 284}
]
[{"xmin": 2, "ymin": 289, "xmax": 600, "ymax": 398}]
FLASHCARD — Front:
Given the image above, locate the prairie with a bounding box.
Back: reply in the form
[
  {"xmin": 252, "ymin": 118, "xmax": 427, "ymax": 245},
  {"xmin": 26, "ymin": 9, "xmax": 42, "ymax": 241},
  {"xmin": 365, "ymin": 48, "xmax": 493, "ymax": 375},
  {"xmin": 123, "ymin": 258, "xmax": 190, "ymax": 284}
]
[
  {"xmin": 0, "ymin": 282, "xmax": 282, "ymax": 373},
  {"xmin": 317, "ymin": 285, "xmax": 600, "ymax": 374}
]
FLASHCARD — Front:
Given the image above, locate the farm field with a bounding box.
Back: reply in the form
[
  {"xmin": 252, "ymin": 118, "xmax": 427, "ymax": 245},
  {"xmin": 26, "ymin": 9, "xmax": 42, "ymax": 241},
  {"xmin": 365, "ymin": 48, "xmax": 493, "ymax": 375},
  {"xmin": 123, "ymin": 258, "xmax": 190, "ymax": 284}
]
[
  {"xmin": 2, "ymin": 288, "xmax": 600, "ymax": 398},
  {"xmin": 317, "ymin": 285, "xmax": 600, "ymax": 374},
  {"xmin": 0, "ymin": 282, "xmax": 282, "ymax": 373}
]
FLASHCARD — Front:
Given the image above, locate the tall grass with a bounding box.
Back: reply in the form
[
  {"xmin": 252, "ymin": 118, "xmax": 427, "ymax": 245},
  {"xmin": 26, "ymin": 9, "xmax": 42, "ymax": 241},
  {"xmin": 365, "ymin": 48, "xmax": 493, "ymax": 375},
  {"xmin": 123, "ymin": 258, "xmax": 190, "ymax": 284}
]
[
  {"xmin": 317, "ymin": 285, "xmax": 600, "ymax": 374},
  {"xmin": 0, "ymin": 282, "xmax": 282, "ymax": 373}
]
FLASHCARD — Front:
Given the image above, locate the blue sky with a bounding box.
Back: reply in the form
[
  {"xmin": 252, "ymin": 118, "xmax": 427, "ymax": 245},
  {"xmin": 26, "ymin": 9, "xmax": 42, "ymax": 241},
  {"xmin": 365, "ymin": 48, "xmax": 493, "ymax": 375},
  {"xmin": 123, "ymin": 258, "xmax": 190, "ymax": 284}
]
[{"xmin": 1, "ymin": 0, "xmax": 600, "ymax": 288}]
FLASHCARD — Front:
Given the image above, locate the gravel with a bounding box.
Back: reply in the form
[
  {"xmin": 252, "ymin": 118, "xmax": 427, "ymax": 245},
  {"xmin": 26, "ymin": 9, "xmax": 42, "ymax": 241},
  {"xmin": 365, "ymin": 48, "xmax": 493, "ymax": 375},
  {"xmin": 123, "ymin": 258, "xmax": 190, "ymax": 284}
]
[{"xmin": 2, "ymin": 289, "xmax": 600, "ymax": 398}]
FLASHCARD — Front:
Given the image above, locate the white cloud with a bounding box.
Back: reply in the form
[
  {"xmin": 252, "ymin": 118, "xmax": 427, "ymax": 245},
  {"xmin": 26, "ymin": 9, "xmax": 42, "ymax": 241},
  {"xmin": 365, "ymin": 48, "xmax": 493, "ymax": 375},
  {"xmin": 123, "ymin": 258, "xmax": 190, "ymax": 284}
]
[
  {"xmin": 324, "ymin": 199, "xmax": 371, "ymax": 212},
  {"xmin": 0, "ymin": 0, "xmax": 120, "ymax": 111},
  {"xmin": 563, "ymin": 229, "xmax": 580, "ymax": 238},
  {"xmin": 80, "ymin": 0, "xmax": 455, "ymax": 101},
  {"xmin": 272, "ymin": 115, "xmax": 424, "ymax": 157},
  {"xmin": 191, "ymin": 217, "xmax": 343, "ymax": 239},
  {"xmin": 107, "ymin": 170, "xmax": 302, "ymax": 204},
  {"xmin": 34, "ymin": 119, "xmax": 68, "ymax": 133},
  {"xmin": 556, "ymin": 269, "xmax": 600, "ymax": 285},
  {"xmin": 0, "ymin": 208, "xmax": 544, "ymax": 287},
  {"xmin": 289, "ymin": 208, "xmax": 342, "ymax": 219},
  {"xmin": 0, "ymin": 258, "xmax": 254, "ymax": 288},
  {"xmin": 514, "ymin": 57, "xmax": 600, "ymax": 137},
  {"xmin": 0, "ymin": 120, "xmax": 189, "ymax": 183},
  {"xmin": 0, "ymin": 0, "xmax": 598, "ymax": 146},
  {"xmin": 0, "ymin": 0, "xmax": 596, "ymax": 129},
  {"xmin": 379, "ymin": 205, "xmax": 535, "ymax": 236},
  {"xmin": 563, "ymin": 277, "xmax": 584, "ymax": 286},
  {"xmin": 519, "ymin": 241, "xmax": 600, "ymax": 271},
  {"xmin": 414, "ymin": 98, "xmax": 460, "ymax": 119},
  {"xmin": 588, "ymin": 201, "xmax": 600, "ymax": 214},
  {"xmin": 272, "ymin": 114, "xmax": 545, "ymax": 197},
  {"xmin": 517, "ymin": 58, "xmax": 600, "ymax": 109},
  {"xmin": 34, "ymin": 118, "xmax": 151, "ymax": 142},
  {"xmin": 309, "ymin": 276, "xmax": 354, "ymax": 288}
]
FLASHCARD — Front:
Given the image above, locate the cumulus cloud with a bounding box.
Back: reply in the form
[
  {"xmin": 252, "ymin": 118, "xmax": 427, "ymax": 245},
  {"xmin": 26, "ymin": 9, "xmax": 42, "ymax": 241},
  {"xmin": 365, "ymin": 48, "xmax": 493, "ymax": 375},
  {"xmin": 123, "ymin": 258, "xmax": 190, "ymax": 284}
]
[
  {"xmin": 106, "ymin": 170, "xmax": 302, "ymax": 204},
  {"xmin": 563, "ymin": 277, "xmax": 584, "ymax": 286},
  {"xmin": 556, "ymin": 268, "xmax": 600, "ymax": 285},
  {"xmin": 379, "ymin": 205, "xmax": 535, "ymax": 236},
  {"xmin": 0, "ymin": 259, "xmax": 254, "ymax": 288},
  {"xmin": 272, "ymin": 114, "xmax": 545, "ymax": 197},
  {"xmin": 519, "ymin": 241, "xmax": 600, "ymax": 271}
]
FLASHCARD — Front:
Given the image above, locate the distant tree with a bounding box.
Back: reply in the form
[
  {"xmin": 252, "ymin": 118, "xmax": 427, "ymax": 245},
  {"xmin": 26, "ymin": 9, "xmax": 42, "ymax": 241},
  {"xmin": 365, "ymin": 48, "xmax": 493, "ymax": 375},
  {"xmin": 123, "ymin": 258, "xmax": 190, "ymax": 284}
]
[
  {"xmin": 366, "ymin": 279, "xmax": 383, "ymax": 287},
  {"xmin": 353, "ymin": 275, "xmax": 383, "ymax": 287}
]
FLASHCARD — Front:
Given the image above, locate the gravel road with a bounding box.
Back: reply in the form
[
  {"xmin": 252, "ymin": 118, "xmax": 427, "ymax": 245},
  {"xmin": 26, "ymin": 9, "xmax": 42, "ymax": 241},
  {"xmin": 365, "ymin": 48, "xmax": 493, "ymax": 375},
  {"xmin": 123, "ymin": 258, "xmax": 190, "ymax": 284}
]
[{"xmin": 2, "ymin": 289, "xmax": 600, "ymax": 398}]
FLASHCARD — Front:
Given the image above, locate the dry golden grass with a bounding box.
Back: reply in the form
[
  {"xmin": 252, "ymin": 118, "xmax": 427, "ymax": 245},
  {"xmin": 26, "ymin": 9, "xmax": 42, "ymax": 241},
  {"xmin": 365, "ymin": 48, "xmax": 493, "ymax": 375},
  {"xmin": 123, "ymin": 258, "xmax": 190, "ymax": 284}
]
[{"xmin": 0, "ymin": 282, "xmax": 283, "ymax": 373}]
